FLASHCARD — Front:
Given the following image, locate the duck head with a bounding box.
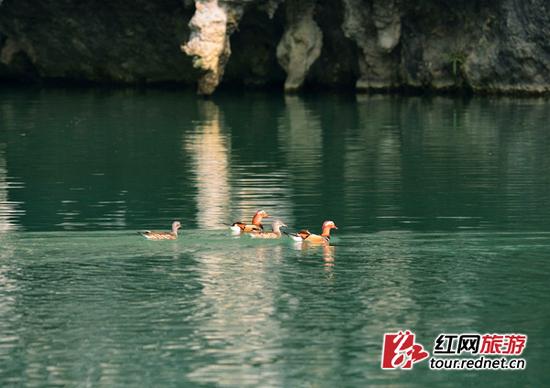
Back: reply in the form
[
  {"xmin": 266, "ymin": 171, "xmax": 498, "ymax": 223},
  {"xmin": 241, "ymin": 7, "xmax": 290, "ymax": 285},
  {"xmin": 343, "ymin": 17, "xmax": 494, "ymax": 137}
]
[
  {"xmin": 252, "ymin": 210, "xmax": 270, "ymax": 225},
  {"xmin": 271, "ymin": 220, "xmax": 287, "ymax": 233},
  {"xmin": 256, "ymin": 210, "xmax": 269, "ymax": 218},
  {"xmin": 172, "ymin": 221, "xmax": 182, "ymax": 234},
  {"xmin": 321, "ymin": 220, "xmax": 338, "ymax": 236}
]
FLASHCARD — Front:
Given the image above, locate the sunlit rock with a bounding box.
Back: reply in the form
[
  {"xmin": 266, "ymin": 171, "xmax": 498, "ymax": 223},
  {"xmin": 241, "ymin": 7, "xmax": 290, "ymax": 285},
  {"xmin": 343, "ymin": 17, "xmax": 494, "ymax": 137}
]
[
  {"xmin": 0, "ymin": 0, "xmax": 548, "ymax": 94},
  {"xmin": 182, "ymin": 0, "xmax": 243, "ymax": 95},
  {"xmin": 276, "ymin": 0, "xmax": 322, "ymax": 92}
]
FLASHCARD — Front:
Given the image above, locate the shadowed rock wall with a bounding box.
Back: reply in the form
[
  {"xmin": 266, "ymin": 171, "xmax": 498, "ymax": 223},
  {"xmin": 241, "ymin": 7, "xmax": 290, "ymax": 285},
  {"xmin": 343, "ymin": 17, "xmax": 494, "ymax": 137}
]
[{"xmin": 0, "ymin": 0, "xmax": 548, "ymax": 94}]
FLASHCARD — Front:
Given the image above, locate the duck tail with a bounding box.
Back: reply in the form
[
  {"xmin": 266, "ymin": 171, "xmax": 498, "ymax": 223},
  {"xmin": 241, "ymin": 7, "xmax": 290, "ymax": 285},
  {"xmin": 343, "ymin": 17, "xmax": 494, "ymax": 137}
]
[{"xmin": 284, "ymin": 231, "xmax": 304, "ymax": 242}]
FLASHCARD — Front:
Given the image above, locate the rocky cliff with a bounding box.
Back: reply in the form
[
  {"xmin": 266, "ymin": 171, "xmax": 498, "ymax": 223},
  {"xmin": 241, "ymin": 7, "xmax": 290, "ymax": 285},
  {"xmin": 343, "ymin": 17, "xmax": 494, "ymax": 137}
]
[{"xmin": 0, "ymin": 0, "xmax": 548, "ymax": 94}]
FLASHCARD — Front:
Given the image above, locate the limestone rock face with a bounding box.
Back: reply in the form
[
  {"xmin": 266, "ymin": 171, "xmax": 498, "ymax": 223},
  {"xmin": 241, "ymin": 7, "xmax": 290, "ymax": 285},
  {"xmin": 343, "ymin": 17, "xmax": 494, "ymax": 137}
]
[
  {"xmin": 342, "ymin": 0, "xmax": 401, "ymax": 90},
  {"xmin": 372, "ymin": 0, "xmax": 401, "ymax": 53},
  {"xmin": 276, "ymin": 0, "xmax": 322, "ymax": 92},
  {"xmin": 182, "ymin": 0, "xmax": 240, "ymax": 95},
  {"xmin": 0, "ymin": 0, "xmax": 548, "ymax": 94},
  {"xmin": 257, "ymin": 0, "xmax": 285, "ymax": 18},
  {"xmin": 182, "ymin": 0, "xmax": 283, "ymax": 94},
  {"xmin": 464, "ymin": 0, "xmax": 550, "ymax": 93},
  {"xmin": 0, "ymin": 1, "xmax": 196, "ymax": 83}
]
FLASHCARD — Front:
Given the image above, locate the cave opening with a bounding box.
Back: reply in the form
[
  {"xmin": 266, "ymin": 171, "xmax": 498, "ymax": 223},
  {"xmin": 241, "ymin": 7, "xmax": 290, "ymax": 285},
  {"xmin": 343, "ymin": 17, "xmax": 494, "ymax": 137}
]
[{"xmin": 222, "ymin": 6, "xmax": 286, "ymax": 90}]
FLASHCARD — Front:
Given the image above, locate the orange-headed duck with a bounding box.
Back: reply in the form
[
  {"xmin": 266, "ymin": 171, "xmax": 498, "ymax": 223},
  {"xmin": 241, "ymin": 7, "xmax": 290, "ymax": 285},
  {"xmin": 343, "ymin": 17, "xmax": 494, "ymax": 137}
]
[
  {"xmin": 250, "ymin": 220, "xmax": 287, "ymax": 239},
  {"xmin": 139, "ymin": 221, "xmax": 181, "ymax": 240},
  {"xmin": 287, "ymin": 221, "xmax": 337, "ymax": 244},
  {"xmin": 230, "ymin": 210, "xmax": 269, "ymax": 233}
]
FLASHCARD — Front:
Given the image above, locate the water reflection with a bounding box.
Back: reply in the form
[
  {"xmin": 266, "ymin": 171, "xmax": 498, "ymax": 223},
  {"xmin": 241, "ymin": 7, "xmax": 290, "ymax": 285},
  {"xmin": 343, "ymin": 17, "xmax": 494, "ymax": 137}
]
[
  {"xmin": 279, "ymin": 96, "xmax": 323, "ymax": 187},
  {"xmin": 0, "ymin": 89, "xmax": 548, "ymax": 386},
  {"xmin": 185, "ymin": 100, "xmax": 231, "ymax": 229},
  {"xmin": 347, "ymin": 96, "xmax": 404, "ymax": 225},
  {"xmin": 277, "ymin": 96, "xmax": 324, "ymax": 226},
  {"xmin": 187, "ymin": 243, "xmax": 285, "ymax": 386},
  {"xmin": 289, "ymin": 240, "xmax": 336, "ymax": 281},
  {"xmin": 0, "ymin": 90, "xmax": 549, "ymax": 231},
  {"xmin": 222, "ymin": 95, "xmax": 294, "ymax": 229},
  {"xmin": 0, "ymin": 144, "xmax": 23, "ymax": 231},
  {"xmin": 322, "ymin": 244, "xmax": 335, "ymax": 265},
  {"xmin": 0, "ymin": 233, "xmax": 18, "ymax": 372}
]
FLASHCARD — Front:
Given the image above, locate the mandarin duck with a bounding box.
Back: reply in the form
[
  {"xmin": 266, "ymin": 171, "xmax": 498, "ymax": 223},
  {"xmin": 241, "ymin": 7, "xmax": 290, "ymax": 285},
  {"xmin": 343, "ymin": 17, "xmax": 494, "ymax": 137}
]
[
  {"xmin": 230, "ymin": 210, "xmax": 269, "ymax": 233},
  {"xmin": 286, "ymin": 221, "xmax": 337, "ymax": 244},
  {"xmin": 250, "ymin": 220, "xmax": 287, "ymax": 239},
  {"xmin": 139, "ymin": 221, "xmax": 181, "ymax": 240}
]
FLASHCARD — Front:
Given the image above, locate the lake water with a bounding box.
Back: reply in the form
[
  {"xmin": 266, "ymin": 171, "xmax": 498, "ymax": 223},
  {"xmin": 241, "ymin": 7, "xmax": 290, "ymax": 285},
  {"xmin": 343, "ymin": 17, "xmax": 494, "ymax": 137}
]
[{"xmin": 0, "ymin": 87, "xmax": 549, "ymax": 386}]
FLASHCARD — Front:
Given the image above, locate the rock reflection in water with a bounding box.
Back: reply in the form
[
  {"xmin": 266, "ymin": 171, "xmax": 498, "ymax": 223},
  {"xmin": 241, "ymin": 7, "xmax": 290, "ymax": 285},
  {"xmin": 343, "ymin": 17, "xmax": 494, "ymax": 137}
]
[
  {"xmin": 185, "ymin": 100, "xmax": 231, "ymax": 229},
  {"xmin": 0, "ymin": 144, "xmax": 23, "ymax": 232}
]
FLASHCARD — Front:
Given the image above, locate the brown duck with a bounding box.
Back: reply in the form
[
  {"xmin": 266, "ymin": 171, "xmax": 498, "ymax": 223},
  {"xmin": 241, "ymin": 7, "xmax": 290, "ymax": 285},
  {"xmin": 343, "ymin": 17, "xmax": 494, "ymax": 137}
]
[
  {"xmin": 230, "ymin": 210, "xmax": 269, "ymax": 233},
  {"xmin": 250, "ymin": 220, "xmax": 287, "ymax": 239},
  {"xmin": 287, "ymin": 221, "xmax": 337, "ymax": 244},
  {"xmin": 139, "ymin": 221, "xmax": 181, "ymax": 240}
]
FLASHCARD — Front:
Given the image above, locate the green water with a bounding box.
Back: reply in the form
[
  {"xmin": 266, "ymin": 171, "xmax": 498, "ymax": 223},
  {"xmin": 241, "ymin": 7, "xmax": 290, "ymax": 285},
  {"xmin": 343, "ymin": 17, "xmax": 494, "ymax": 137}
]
[{"xmin": 0, "ymin": 88, "xmax": 549, "ymax": 386}]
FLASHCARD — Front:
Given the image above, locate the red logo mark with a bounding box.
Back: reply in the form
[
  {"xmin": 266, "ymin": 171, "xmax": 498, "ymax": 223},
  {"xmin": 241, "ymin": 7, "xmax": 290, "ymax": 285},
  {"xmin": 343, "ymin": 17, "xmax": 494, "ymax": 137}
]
[
  {"xmin": 381, "ymin": 330, "xmax": 429, "ymax": 369},
  {"xmin": 480, "ymin": 334, "xmax": 527, "ymax": 355}
]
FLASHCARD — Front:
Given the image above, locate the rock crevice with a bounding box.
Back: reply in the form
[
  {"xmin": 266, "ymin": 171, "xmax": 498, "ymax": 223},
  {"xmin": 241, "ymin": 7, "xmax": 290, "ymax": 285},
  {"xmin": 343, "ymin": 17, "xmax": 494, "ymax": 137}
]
[{"xmin": 0, "ymin": 0, "xmax": 548, "ymax": 95}]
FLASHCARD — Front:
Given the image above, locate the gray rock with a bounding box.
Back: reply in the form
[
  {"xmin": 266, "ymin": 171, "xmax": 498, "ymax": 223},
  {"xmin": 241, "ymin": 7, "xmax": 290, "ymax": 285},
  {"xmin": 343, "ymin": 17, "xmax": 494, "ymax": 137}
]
[
  {"xmin": 276, "ymin": 0, "xmax": 322, "ymax": 92},
  {"xmin": 0, "ymin": 0, "xmax": 548, "ymax": 94}
]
